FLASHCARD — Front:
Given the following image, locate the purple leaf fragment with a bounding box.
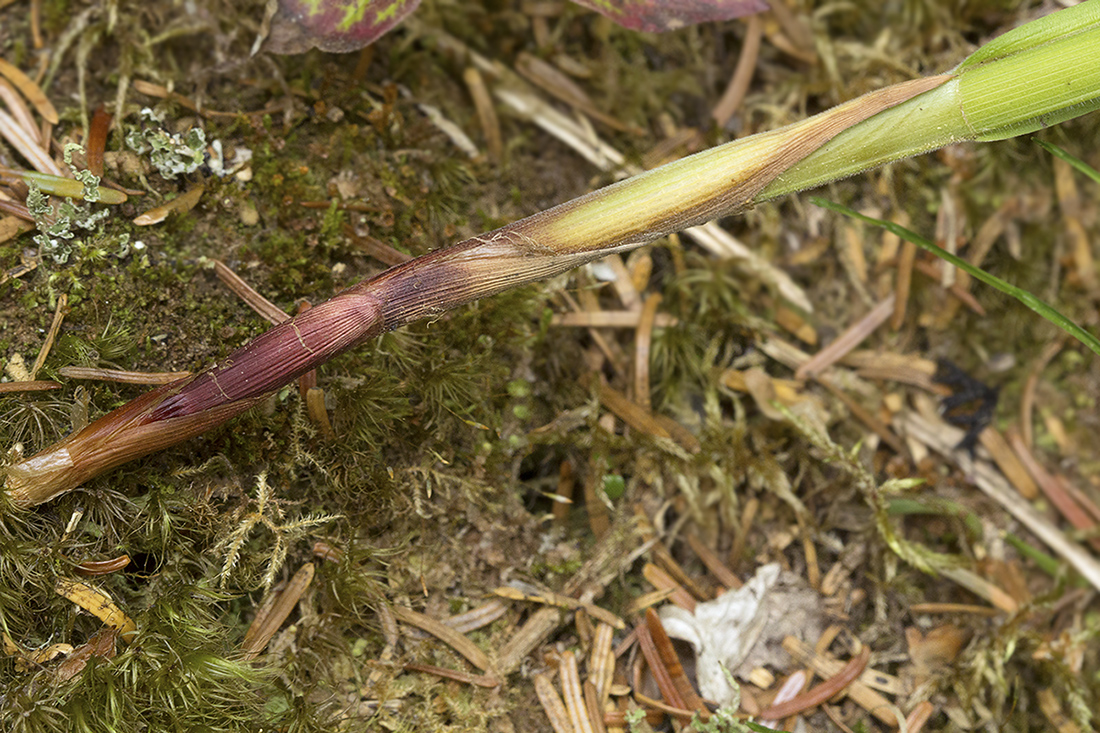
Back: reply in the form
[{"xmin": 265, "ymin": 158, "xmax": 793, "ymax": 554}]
[
  {"xmin": 265, "ymin": 0, "xmax": 422, "ymax": 54},
  {"xmin": 263, "ymin": 0, "xmax": 769, "ymax": 56},
  {"xmin": 570, "ymin": 0, "xmax": 768, "ymax": 32}
]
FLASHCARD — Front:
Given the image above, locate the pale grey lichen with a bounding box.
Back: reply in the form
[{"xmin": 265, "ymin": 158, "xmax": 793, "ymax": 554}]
[
  {"xmin": 125, "ymin": 108, "xmax": 207, "ymax": 179},
  {"xmin": 29, "ymin": 143, "xmax": 111, "ymax": 264}
]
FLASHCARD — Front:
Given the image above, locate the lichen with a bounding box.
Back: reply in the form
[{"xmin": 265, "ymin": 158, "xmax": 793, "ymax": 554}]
[
  {"xmin": 27, "ymin": 144, "xmax": 111, "ymax": 264},
  {"xmin": 124, "ymin": 108, "xmax": 207, "ymax": 180}
]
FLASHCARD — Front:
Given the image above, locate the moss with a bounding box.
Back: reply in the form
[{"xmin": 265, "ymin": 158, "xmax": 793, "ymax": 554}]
[{"xmin": 39, "ymin": 0, "xmax": 72, "ymax": 36}]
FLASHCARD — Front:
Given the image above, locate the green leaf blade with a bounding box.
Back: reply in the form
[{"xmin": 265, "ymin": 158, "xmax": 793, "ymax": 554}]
[{"xmin": 810, "ymin": 197, "xmax": 1100, "ymax": 357}]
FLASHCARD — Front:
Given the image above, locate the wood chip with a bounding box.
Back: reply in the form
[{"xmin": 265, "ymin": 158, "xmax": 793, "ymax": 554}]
[
  {"xmin": 712, "ymin": 13, "xmax": 763, "ymax": 128},
  {"xmin": 404, "ymin": 662, "xmax": 501, "ymax": 688},
  {"xmin": 641, "ymin": 563, "xmax": 694, "ymax": 612},
  {"xmin": 780, "ymin": 636, "xmax": 899, "ymax": 727},
  {"xmin": 0, "ymin": 106, "xmax": 62, "ymax": 176},
  {"xmin": 561, "ymin": 651, "xmax": 596, "ymax": 733},
  {"xmin": 595, "ymin": 379, "xmax": 698, "ymax": 453},
  {"xmin": 305, "ymin": 387, "xmax": 335, "ymax": 439},
  {"xmin": 583, "ymin": 681, "xmax": 608, "ymax": 733},
  {"xmin": 978, "ymin": 427, "xmax": 1037, "ymax": 500},
  {"xmin": 796, "ymin": 295, "xmax": 894, "ymax": 380},
  {"xmin": 535, "ymin": 673, "xmax": 576, "ymax": 733},
  {"xmin": 497, "ymin": 606, "xmax": 563, "ymax": 676},
  {"xmin": 892, "ymin": 237, "xmax": 917, "ymax": 330},
  {"xmin": 1008, "ymin": 429, "xmax": 1100, "ymax": 551},
  {"xmin": 645, "ymin": 608, "xmax": 707, "ymax": 712},
  {"xmin": 0, "ymin": 76, "xmax": 41, "ymax": 144},
  {"xmin": 633, "ymin": 294, "xmax": 662, "ymax": 411},
  {"xmin": 0, "ymin": 56, "xmax": 58, "ymax": 124},
  {"xmin": 635, "ymin": 618, "xmax": 686, "ymax": 711},
  {"xmin": 392, "ymin": 605, "xmax": 492, "ymax": 672},
  {"xmin": 493, "ymin": 586, "xmax": 625, "ymax": 630},
  {"xmin": 623, "ymin": 588, "xmax": 675, "ymax": 617},
  {"xmin": 440, "ymin": 599, "xmax": 509, "ymax": 634},
  {"xmin": 463, "ymin": 66, "xmax": 502, "ymax": 162},
  {"xmin": 0, "ymin": 214, "xmax": 34, "ymax": 245},
  {"xmin": 584, "ymin": 454, "xmax": 611, "ymax": 539},
  {"xmin": 213, "ymin": 259, "xmax": 290, "ymax": 325},
  {"xmin": 685, "ymin": 533, "xmax": 741, "ymax": 590},
  {"xmin": 908, "ymin": 602, "xmax": 1002, "ymax": 616},
  {"xmin": 133, "ymin": 183, "xmax": 205, "ymax": 226},
  {"xmin": 589, "ymin": 623, "xmax": 616, "ymax": 704},
  {"xmin": 57, "ymin": 366, "xmax": 191, "ymax": 385},
  {"xmin": 553, "ymin": 460, "xmax": 574, "ymax": 526},
  {"xmin": 241, "ymin": 563, "xmax": 314, "ymax": 659},
  {"xmin": 86, "ymin": 106, "xmax": 111, "ymax": 178},
  {"xmin": 0, "ymin": 380, "xmax": 62, "ymax": 393},
  {"xmin": 30, "ymin": 292, "xmax": 67, "ymax": 380}
]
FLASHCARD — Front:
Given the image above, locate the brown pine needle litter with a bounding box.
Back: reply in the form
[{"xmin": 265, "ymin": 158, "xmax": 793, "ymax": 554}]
[{"xmin": 2, "ymin": 2, "xmax": 1100, "ymax": 732}]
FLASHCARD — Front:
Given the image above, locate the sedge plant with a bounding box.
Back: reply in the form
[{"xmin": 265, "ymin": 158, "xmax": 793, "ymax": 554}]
[{"xmin": 5, "ymin": 0, "xmax": 1100, "ymax": 509}]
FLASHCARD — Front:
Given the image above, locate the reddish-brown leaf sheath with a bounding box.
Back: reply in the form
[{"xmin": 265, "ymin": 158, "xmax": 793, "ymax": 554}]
[{"xmin": 150, "ymin": 291, "xmax": 385, "ymax": 421}]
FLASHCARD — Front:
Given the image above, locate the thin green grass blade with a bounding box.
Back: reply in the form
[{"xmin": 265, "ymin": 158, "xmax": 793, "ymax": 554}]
[
  {"xmin": 1002, "ymin": 532, "xmax": 1069, "ymax": 580},
  {"xmin": 887, "ymin": 497, "xmax": 1072, "ymax": 580},
  {"xmin": 1035, "ymin": 140, "xmax": 1100, "ymax": 185},
  {"xmin": 745, "ymin": 722, "xmax": 782, "ymax": 733},
  {"xmin": 887, "ymin": 497, "xmax": 984, "ymax": 540},
  {"xmin": 810, "ymin": 197, "xmax": 1100, "ymax": 357}
]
